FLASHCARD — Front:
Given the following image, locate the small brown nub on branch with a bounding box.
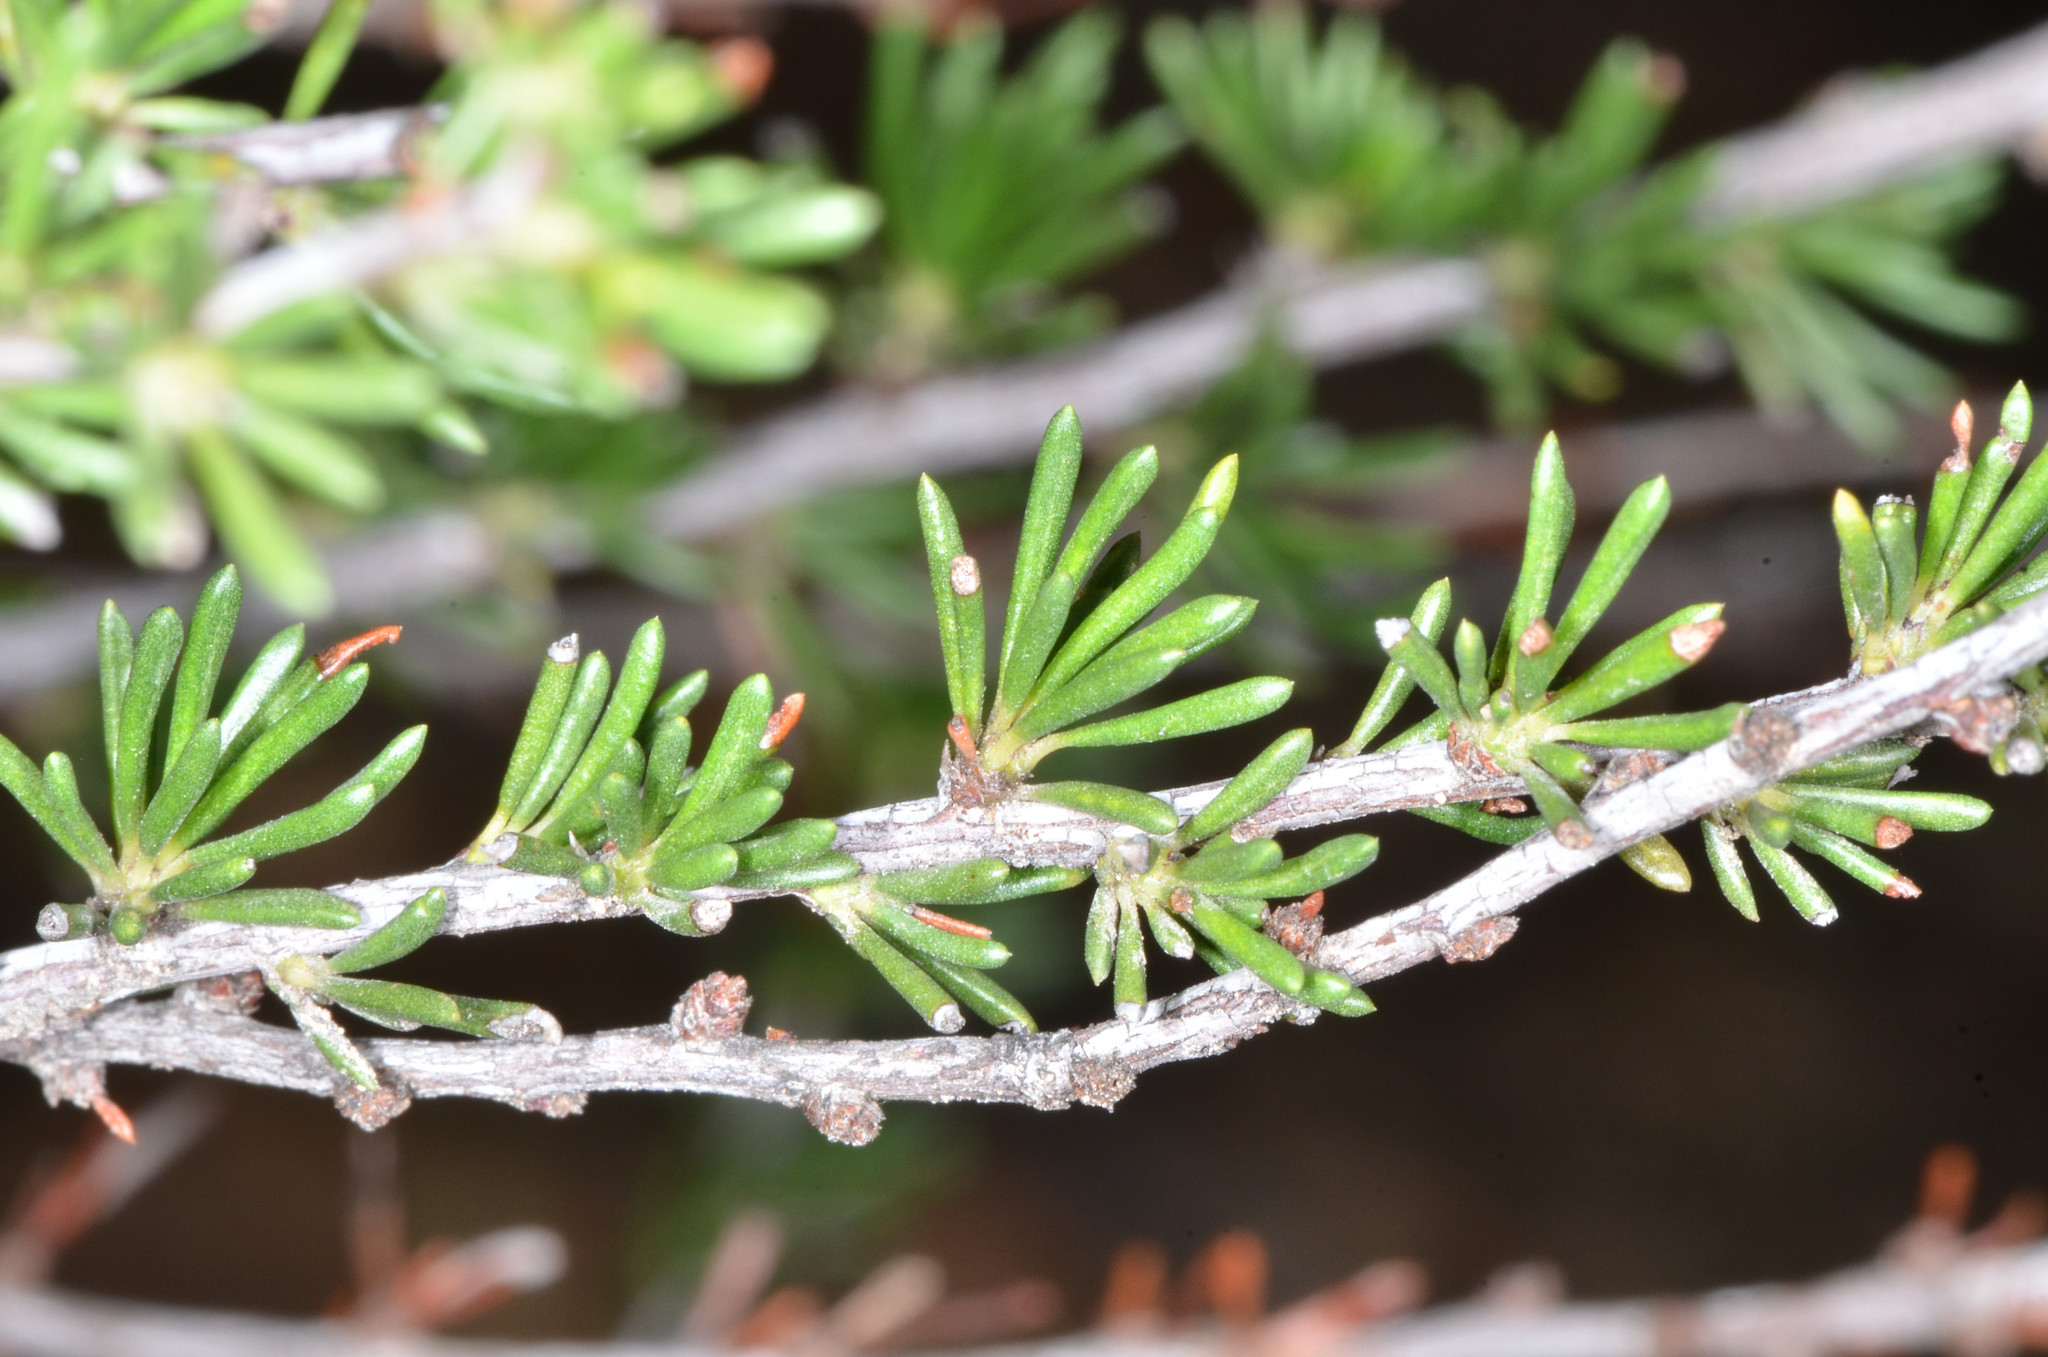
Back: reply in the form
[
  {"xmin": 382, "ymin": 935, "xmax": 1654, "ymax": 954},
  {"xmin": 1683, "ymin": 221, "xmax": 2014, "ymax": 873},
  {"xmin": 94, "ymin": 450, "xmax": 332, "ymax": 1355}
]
[
  {"xmin": 1920, "ymin": 1144, "xmax": 1977, "ymax": 1228},
  {"xmin": 316, "ymin": 625, "xmax": 403, "ymax": 679},
  {"xmin": 672, "ymin": 971, "xmax": 752, "ymax": 1042},
  {"xmin": 802, "ymin": 1086, "xmax": 884, "ymax": 1146},
  {"xmin": 948, "ymin": 554, "xmax": 981, "ymax": 597},
  {"xmin": 1517, "ymin": 618, "xmax": 1554, "ymax": 657},
  {"xmin": 764, "ymin": 1027, "xmax": 793, "ymax": 1042},
  {"xmin": 1265, "ymin": 893, "xmax": 1325, "ymax": 955},
  {"xmin": 1555, "ymin": 819, "xmax": 1595, "ymax": 850},
  {"xmin": 909, "ymin": 906, "xmax": 992, "ymax": 939},
  {"xmin": 89, "ymin": 1095, "xmax": 134, "ymax": 1145},
  {"xmin": 1668, "ymin": 618, "xmax": 1726, "ymax": 664},
  {"xmin": 1167, "ymin": 887, "xmax": 1194, "ymax": 916},
  {"xmin": 947, "ymin": 715, "xmax": 979, "ymax": 761},
  {"xmin": 1441, "ymin": 916, "xmax": 1518, "ymax": 963},
  {"xmin": 1884, "ymin": 874, "xmax": 1922, "ymax": 900},
  {"xmin": 1875, "ymin": 816, "xmax": 1915, "ymax": 850},
  {"xmin": 1481, "ymin": 796, "xmax": 1529, "ymax": 815},
  {"xmin": 760, "ymin": 693, "xmax": 805, "ymax": 751},
  {"xmin": 1947, "ymin": 400, "xmax": 1975, "ymax": 472},
  {"xmin": 1296, "ymin": 890, "xmax": 1324, "ymax": 921}
]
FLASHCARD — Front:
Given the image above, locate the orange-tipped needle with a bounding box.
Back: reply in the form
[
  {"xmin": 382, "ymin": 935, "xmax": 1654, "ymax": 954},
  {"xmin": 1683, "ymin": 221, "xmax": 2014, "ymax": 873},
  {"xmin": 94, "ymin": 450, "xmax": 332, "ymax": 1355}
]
[{"xmin": 316, "ymin": 625, "xmax": 403, "ymax": 679}]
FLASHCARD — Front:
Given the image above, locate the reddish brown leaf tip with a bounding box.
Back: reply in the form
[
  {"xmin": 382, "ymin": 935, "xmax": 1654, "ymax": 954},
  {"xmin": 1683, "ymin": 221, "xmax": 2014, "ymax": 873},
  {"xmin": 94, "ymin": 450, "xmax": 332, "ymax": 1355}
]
[
  {"xmin": 1517, "ymin": 618, "xmax": 1554, "ymax": 657},
  {"xmin": 90, "ymin": 1094, "xmax": 135, "ymax": 1145},
  {"xmin": 1875, "ymin": 816, "xmax": 1914, "ymax": 850},
  {"xmin": 712, "ymin": 38, "xmax": 774, "ymax": 103},
  {"xmin": 1668, "ymin": 619, "xmax": 1726, "ymax": 664},
  {"xmin": 909, "ymin": 906, "xmax": 992, "ymax": 939},
  {"xmin": 761, "ymin": 693, "xmax": 806, "ymax": 751},
  {"xmin": 316, "ymin": 625, "xmax": 403, "ymax": 679}
]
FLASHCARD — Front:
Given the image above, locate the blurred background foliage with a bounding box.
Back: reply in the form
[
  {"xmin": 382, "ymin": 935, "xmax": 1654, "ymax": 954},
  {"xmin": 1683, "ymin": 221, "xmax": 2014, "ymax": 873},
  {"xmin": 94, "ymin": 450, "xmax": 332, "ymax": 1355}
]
[{"xmin": 7, "ymin": 0, "xmax": 2048, "ymax": 1343}]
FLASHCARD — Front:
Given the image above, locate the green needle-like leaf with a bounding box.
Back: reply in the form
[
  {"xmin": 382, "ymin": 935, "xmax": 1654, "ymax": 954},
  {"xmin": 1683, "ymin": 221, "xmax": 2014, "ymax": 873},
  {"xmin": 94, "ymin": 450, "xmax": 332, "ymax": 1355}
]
[
  {"xmin": 508, "ymin": 650, "xmax": 611, "ymax": 831},
  {"xmin": 1747, "ymin": 836, "xmax": 1838, "ymax": 925},
  {"xmin": 1302, "ymin": 968, "xmax": 1376, "ymax": 1016},
  {"xmin": 493, "ymin": 636, "xmax": 580, "ymax": 829},
  {"xmin": 1529, "ymin": 475, "xmax": 1671, "ymax": 693},
  {"xmin": 186, "ymin": 725, "xmax": 424, "ymax": 868},
  {"xmin": 1030, "ymin": 456, "xmax": 1238, "ymax": 702},
  {"xmin": 283, "ymin": 0, "xmax": 367, "ymax": 119},
  {"xmin": 176, "ymin": 662, "xmax": 371, "ymax": 849},
  {"xmin": 1701, "ymin": 819, "xmax": 1760, "ymax": 920},
  {"xmin": 1453, "ymin": 618, "xmax": 1490, "ymax": 715},
  {"xmin": 0, "ymin": 737, "xmax": 66, "ymax": 864},
  {"xmin": 1947, "ymin": 386, "xmax": 2045, "ymax": 604},
  {"xmin": 1550, "ymin": 704, "xmax": 1745, "ymax": 750},
  {"xmin": 153, "ymin": 855, "xmax": 256, "ymax": 902},
  {"xmin": 529, "ymin": 619, "xmax": 664, "ymax": 842},
  {"xmin": 733, "ymin": 818, "xmax": 839, "ymax": 873},
  {"xmin": 874, "ymin": 859, "xmax": 1011, "ymax": 904},
  {"xmin": 329, "ymin": 886, "xmax": 448, "ymax": 974},
  {"xmin": 1022, "ymin": 781, "xmax": 1179, "ymax": 835},
  {"xmin": 178, "ymin": 888, "xmax": 359, "ymax": 928},
  {"xmin": 863, "ymin": 895, "xmax": 1011, "ymax": 968},
  {"xmin": 1084, "ymin": 885, "xmax": 1117, "ymax": 985},
  {"xmin": 165, "ymin": 566, "xmax": 240, "ymax": 767},
  {"xmin": 1179, "ymin": 727, "xmax": 1313, "ymax": 846},
  {"xmin": 216, "ymin": 626, "xmax": 305, "ymax": 759},
  {"xmin": 846, "ymin": 922, "xmax": 964, "ymax": 1032},
  {"xmin": 1374, "ymin": 617, "xmax": 1465, "ymax": 719},
  {"xmin": 995, "ymin": 445, "xmax": 1158, "ymax": 722},
  {"xmin": 680, "ymin": 675, "xmax": 775, "ymax": 820},
  {"xmin": 1186, "ymin": 898, "xmax": 1304, "ymax": 995},
  {"xmin": 644, "ymin": 714, "xmax": 694, "ymax": 827},
  {"xmin": 98, "ymin": 600, "xmax": 132, "ymax": 788},
  {"xmin": 1033, "ymin": 676, "xmax": 1292, "ymax": 759},
  {"xmin": 1544, "ymin": 603, "xmax": 1724, "ymax": 724},
  {"xmin": 1412, "ymin": 802, "xmax": 1545, "ymax": 845},
  {"xmin": 647, "ymin": 842, "xmax": 741, "ymax": 893},
  {"xmin": 1143, "ymin": 902, "xmax": 1195, "ymax": 959},
  {"xmin": 922, "ymin": 955, "xmax": 1037, "ymax": 1032},
  {"xmin": 41, "ymin": 751, "xmax": 116, "ymax": 880},
  {"xmin": 1054, "ymin": 532, "xmax": 1142, "ymax": 657},
  {"xmin": 1934, "ymin": 413, "xmax": 2027, "ymax": 592},
  {"xmin": 1871, "ymin": 498, "xmax": 1919, "ymax": 625},
  {"xmin": 1178, "ymin": 836, "xmax": 1283, "ymax": 884},
  {"xmin": 1783, "ymin": 785, "xmax": 1991, "ymax": 836},
  {"xmin": 918, "ymin": 475, "xmax": 987, "ymax": 734},
  {"xmin": 726, "ymin": 852, "xmax": 861, "ymax": 892},
  {"xmin": 1834, "ymin": 490, "xmax": 1887, "ymax": 643},
  {"xmin": 1002, "ymin": 406, "xmax": 1085, "ymax": 682},
  {"xmin": 1113, "ymin": 892, "xmax": 1147, "ymax": 1014},
  {"xmin": 1492, "ymin": 433, "xmax": 1575, "ymax": 681},
  {"xmin": 140, "ymin": 718, "xmax": 220, "ymax": 858},
  {"xmin": 1787, "ymin": 820, "xmax": 1917, "ymax": 897},
  {"xmin": 653, "ymin": 786, "xmax": 783, "ymax": 860},
  {"xmin": 1213, "ymin": 833, "xmax": 1378, "ymax": 898},
  {"xmin": 112, "ymin": 605, "xmax": 183, "ymax": 851},
  {"xmin": 1335, "ymin": 576, "xmax": 1451, "ymax": 757}
]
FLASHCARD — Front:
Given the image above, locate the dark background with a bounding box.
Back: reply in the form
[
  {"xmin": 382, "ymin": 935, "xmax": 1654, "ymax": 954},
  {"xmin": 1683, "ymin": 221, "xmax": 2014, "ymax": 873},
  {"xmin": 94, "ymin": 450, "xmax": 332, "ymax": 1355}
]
[{"xmin": 7, "ymin": 0, "xmax": 2048, "ymax": 1337}]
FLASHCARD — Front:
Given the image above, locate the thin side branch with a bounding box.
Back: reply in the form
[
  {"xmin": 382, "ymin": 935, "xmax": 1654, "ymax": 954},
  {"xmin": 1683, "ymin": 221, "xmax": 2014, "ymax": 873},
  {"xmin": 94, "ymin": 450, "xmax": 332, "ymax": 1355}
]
[{"xmin": 8, "ymin": 594, "xmax": 2047, "ymax": 1132}]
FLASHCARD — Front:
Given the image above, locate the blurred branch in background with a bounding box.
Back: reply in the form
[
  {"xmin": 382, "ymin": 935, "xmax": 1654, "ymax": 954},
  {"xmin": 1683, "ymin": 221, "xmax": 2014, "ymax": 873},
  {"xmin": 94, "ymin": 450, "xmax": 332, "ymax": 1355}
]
[{"xmin": 3, "ymin": 1143, "xmax": 2048, "ymax": 1355}]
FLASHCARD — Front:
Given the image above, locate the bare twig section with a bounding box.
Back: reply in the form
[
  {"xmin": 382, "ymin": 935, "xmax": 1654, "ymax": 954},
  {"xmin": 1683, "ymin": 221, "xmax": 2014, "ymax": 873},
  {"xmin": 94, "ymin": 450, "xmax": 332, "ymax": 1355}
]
[
  {"xmin": 8, "ymin": 1229, "xmax": 2048, "ymax": 1357},
  {"xmin": 7, "ymin": 593, "xmax": 2048, "ymax": 1125}
]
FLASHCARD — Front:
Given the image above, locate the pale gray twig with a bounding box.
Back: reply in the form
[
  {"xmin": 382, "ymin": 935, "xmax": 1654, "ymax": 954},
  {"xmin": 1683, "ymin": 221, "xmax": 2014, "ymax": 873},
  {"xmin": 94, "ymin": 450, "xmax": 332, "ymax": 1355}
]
[{"xmin": 5, "ymin": 592, "xmax": 2045, "ymax": 1135}]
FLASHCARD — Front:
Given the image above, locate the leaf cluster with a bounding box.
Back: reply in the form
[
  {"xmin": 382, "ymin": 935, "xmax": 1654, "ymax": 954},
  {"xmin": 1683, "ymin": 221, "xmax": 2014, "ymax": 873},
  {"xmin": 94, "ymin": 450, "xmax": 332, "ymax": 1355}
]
[
  {"xmin": 0, "ymin": 564, "xmax": 421, "ymax": 943},
  {"xmin": 1145, "ymin": 4, "xmax": 2018, "ymax": 444}
]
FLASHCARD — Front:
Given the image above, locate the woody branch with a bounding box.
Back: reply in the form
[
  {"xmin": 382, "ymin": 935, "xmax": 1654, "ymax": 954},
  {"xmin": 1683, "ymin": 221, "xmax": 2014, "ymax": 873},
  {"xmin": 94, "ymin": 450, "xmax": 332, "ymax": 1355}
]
[{"xmin": 6, "ymin": 592, "xmax": 2045, "ymax": 1138}]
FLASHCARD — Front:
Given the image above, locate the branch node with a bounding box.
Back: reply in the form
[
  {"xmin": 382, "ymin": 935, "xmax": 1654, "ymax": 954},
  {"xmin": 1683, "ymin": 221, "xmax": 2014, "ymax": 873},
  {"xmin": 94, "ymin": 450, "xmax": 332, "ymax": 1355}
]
[
  {"xmin": 803, "ymin": 1085, "xmax": 885, "ymax": 1145},
  {"xmin": 672, "ymin": 971, "xmax": 752, "ymax": 1042},
  {"xmin": 176, "ymin": 972, "xmax": 265, "ymax": 1017},
  {"xmin": 334, "ymin": 1076, "xmax": 412, "ymax": 1132},
  {"xmin": 1729, "ymin": 706, "xmax": 1799, "ymax": 776},
  {"xmin": 1070, "ymin": 1056, "xmax": 1135, "ymax": 1110},
  {"xmin": 1439, "ymin": 916, "xmax": 1519, "ymax": 964}
]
